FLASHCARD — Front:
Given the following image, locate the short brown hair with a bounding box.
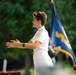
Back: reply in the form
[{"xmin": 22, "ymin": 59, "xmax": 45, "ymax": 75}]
[{"xmin": 33, "ymin": 11, "xmax": 47, "ymax": 25}]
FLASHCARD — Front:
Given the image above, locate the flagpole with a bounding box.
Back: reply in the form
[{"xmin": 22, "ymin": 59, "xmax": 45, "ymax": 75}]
[{"xmin": 51, "ymin": 0, "xmax": 54, "ymax": 3}]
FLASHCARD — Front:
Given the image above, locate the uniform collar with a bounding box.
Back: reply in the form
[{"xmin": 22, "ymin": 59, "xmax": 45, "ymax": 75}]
[{"xmin": 38, "ymin": 26, "xmax": 45, "ymax": 31}]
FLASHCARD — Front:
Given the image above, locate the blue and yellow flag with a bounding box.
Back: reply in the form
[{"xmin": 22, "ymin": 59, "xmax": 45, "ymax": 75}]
[{"xmin": 50, "ymin": 1, "xmax": 76, "ymax": 72}]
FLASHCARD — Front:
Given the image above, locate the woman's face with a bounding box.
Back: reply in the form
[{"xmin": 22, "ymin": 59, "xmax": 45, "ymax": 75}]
[{"xmin": 32, "ymin": 16, "xmax": 39, "ymax": 28}]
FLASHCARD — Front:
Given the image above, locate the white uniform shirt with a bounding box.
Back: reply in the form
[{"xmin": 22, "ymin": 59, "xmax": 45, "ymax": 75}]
[
  {"xmin": 31, "ymin": 26, "xmax": 53, "ymax": 75},
  {"xmin": 31, "ymin": 26, "xmax": 49, "ymax": 53}
]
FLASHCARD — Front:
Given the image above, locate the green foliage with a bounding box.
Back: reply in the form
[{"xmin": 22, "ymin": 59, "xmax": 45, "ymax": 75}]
[
  {"xmin": 0, "ymin": 0, "xmax": 51, "ymax": 66},
  {"xmin": 0, "ymin": 0, "xmax": 76, "ymax": 69}
]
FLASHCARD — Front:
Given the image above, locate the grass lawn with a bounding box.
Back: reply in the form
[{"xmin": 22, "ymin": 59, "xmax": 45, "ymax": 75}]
[
  {"xmin": 64, "ymin": 62, "xmax": 76, "ymax": 75},
  {"xmin": 17, "ymin": 62, "xmax": 76, "ymax": 75}
]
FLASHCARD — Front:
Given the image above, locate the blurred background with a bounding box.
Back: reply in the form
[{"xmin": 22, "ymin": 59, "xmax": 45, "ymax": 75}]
[{"xmin": 0, "ymin": 0, "xmax": 76, "ymax": 75}]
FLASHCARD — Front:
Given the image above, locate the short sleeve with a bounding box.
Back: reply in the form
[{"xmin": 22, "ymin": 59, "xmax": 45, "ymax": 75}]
[
  {"xmin": 48, "ymin": 46, "xmax": 55, "ymax": 53},
  {"xmin": 36, "ymin": 31, "xmax": 47, "ymax": 43},
  {"xmin": 30, "ymin": 37, "xmax": 34, "ymax": 42}
]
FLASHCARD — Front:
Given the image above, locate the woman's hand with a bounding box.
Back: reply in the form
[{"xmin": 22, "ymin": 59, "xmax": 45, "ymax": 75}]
[
  {"xmin": 6, "ymin": 39, "xmax": 20, "ymax": 48},
  {"xmin": 6, "ymin": 42, "xmax": 15, "ymax": 48},
  {"xmin": 10, "ymin": 39, "xmax": 20, "ymax": 43},
  {"xmin": 57, "ymin": 46, "xmax": 61, "ymax": 51}
]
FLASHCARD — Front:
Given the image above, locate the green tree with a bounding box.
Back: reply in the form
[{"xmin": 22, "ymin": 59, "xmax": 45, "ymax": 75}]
[
  {"xmin": 0, "ymin": 0, "xmax": 51, "ymax": 69},
  {"xmin": 0, "ymin": 0, "xmax": 76, "ymax": 69}
]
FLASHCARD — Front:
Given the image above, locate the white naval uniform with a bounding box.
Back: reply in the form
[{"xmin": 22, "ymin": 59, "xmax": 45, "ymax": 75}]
[{"xmin": 31, "ymin": 26, "xmax": 53, "ymax": 75}]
